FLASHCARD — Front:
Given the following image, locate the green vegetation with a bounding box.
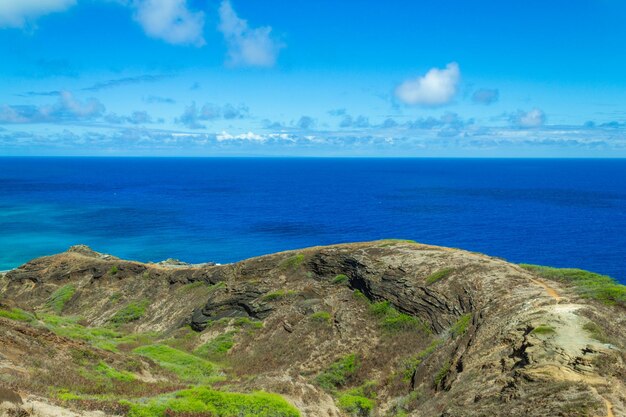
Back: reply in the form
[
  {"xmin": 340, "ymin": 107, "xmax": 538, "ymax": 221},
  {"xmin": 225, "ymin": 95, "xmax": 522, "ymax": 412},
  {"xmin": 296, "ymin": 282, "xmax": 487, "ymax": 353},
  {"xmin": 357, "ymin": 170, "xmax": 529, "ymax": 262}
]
[
  {"xmin": 310, "ymin": 311, "xmax": 332, "ymax": 323},
  {"xmin": 133, "ymin": 344, "xmax": 219, "ymax": 384},
  {"xmin": 531, "ymin": 324, "xmax": 556, "ymax": 335},
  {"xmin": 337, "ymin": 393, "xmax": 374, "ymax": 416},
  {"xmin": 0, "ymin": 307, "xmax": 35, "ymax": 322},
  {"xmin": 109, "ymin": 266, "xmax": 119, "ymax": 275},
  {"xmin": 110, "ymin": 299, "xmax": 150, "ymax": 325},
  {"xmin": 94, "ymin": 362, "xmax": 135, "ymax": 382},
  {"xmin": 279, "ymin": 253, "xmax": 305, "ymax": 270},
  {"xmin": 336, "ymin": 381, "xmax": 377, "ymax": 416},
  {"xmin": 41, "ymin": 314, "xmax": 156, "ymax": 352},
  {"xmin": 425, "ymin": 268, "xmax": 453, "ymax": 285},
  {"xmin": 582, "ymin": 322, "xmax": 611, "ymax": 344},
  {"xmin": 332, "ymin": 274, "xmax": 349, "ymax": 284},
  {"xmin": 520, "ymin": 264, "xmax": 626, "ymax": 307},
  {"xmin": 194, "ymin": 331, "xmax": 237, "ymax": 360},
  {"xmin": 379, "ymin": 239, "xmax": 416, "ymax": 247},
  {"xmin": 450, "ymin": 313, "xmax": 472, "ymax": 338},
  {"xmin": 46, "ymin": 284, "xmax": 76, "ymax": 313},
  {"xmin": 369, "ymin": 301, "xmax": 427, "ymax": 333},
  {"xmin": 125, "ymin": 386, "xmax": 300, "ymax": 417},
  {"xmin": 316, "ymin": 354, "xmax": 360, "ymax": 391},
  {"xmin": 433, "ymin": 360, "xmax": 451, "ymax": 387},
  {"xmin": 262, "ymin": 289, "xmax": 296, "ymax": 301},
  {"xmin": 402, "ymin": 339, "xmax": 442, "ymax": 381}
]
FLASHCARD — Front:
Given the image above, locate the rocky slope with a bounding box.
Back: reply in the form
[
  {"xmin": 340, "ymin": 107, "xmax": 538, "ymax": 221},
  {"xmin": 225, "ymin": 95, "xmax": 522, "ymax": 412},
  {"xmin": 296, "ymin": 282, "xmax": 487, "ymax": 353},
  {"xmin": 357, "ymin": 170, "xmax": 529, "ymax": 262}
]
[{"xmin": 0, "ymin": 241, "xmax": 624, "ymax": 417}]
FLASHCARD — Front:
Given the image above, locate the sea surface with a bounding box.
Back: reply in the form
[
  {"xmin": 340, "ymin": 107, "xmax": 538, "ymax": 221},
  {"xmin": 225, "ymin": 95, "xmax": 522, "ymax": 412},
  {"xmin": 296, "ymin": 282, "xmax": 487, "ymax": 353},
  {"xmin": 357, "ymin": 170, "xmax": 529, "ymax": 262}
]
[{"xmin": 1, "ymin": 157, "xmax": 625, "ymax": 283}]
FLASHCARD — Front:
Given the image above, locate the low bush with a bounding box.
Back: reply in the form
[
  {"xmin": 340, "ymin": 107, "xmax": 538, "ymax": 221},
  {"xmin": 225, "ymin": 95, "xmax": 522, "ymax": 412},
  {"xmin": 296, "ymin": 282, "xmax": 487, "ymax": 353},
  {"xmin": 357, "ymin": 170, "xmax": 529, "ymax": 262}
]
[{"xmin": 110, "ymin": 300, "xmax": 150, "ymax": 325}]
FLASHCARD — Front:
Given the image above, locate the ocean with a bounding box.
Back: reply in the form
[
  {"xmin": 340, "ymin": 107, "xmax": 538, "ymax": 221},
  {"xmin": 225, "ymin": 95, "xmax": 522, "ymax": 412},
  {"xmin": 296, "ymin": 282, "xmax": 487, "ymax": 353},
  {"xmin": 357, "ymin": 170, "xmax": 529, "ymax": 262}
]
[{"xmin": 1, "ymin": 157, "xmax": 625, "ymax": 283}]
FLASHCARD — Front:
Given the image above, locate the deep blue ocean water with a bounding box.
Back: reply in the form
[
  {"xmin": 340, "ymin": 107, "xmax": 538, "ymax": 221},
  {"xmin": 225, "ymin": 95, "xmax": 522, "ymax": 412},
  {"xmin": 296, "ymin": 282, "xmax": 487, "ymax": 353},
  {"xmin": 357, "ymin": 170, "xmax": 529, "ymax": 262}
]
[{"xmin": 1, "ymin": 157, "xmax": 625, "ymax": 283}]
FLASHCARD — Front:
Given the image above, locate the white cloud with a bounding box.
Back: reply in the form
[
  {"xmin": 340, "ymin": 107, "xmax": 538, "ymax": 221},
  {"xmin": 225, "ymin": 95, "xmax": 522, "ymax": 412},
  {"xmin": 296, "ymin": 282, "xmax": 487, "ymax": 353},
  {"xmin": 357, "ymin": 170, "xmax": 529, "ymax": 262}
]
[
  {"xmin": 0, "ymin": 0, "xmax": 76, "ymax": 28},
  {"xmin": 218, "ymin": 0, "xmax": 283, "ymax": 67},
  {"xmin": 133, "ymin": 0, "xmax": 205, "ymax": 46},
  {"xmin": 510, "ymin": 108, "xmax": 546, "ymax": 128},
  {"xmin": 395, "ymin": 62, "xmax": 460, "ymax": 106}
]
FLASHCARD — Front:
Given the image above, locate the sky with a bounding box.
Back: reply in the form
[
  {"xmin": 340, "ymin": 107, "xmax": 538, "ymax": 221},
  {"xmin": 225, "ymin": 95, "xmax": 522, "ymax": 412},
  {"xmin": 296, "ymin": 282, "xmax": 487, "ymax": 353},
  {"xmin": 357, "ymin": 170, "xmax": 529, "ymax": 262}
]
[{"xmin": 0, "ymin": 0, "xmax": 625, "ymax": 157}]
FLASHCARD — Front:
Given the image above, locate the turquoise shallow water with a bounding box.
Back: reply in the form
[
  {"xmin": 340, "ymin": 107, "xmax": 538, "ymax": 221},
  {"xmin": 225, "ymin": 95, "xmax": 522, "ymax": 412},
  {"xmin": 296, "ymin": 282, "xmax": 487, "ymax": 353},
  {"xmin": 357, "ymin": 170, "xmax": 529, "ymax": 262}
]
[{"xmin": 1, "ymin": 157, "xmax": 625, "ymax": 283}]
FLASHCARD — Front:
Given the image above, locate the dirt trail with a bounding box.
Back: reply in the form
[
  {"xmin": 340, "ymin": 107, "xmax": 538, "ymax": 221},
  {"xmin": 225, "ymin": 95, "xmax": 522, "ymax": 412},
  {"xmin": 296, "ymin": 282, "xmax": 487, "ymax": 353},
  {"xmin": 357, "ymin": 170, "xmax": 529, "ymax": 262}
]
[{"xmin": 527, "ymin": 275, "xmax": 617, "ymax": 417}]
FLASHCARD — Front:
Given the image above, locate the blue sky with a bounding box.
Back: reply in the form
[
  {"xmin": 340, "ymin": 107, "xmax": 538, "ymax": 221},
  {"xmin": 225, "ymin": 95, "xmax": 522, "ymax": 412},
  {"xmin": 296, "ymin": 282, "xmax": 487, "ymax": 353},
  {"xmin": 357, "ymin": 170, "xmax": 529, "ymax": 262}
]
[{"xmin": 0, "ymin": 0, "xmax": 625, "ymax": 157}]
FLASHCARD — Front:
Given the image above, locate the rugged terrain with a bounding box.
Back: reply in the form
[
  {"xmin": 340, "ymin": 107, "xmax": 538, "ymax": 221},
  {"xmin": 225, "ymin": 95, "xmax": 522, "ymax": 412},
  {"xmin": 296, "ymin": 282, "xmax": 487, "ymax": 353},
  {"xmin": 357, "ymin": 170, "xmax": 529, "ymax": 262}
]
[{"xmin": 0, "ymin": 240, "xmax": 624, "ymax": 417}]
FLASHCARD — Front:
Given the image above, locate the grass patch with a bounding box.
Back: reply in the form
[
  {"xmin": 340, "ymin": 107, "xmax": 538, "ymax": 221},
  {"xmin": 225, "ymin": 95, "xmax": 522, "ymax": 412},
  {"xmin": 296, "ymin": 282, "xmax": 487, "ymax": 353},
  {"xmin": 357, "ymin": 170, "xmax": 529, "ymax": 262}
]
[
  {"xmin": 582, "ymin": 322, "xmax": 611, "ymax": 344},
  {"xmin": 316, "ymin": 354, "xmax": 359, "ymax": 391},
  {"xmin": 520, "ymin": 264, "xmax": 626, "ymax": 307},
  {"xmin": 41, "ymin": 314, "xmax": 155, "ymax": 351},
  {"xmin": 110, "ymin": 299, "xmax": 150, "ymax": 325},
  {"xmin": 194, "ymin": 331, "xmax": 237, "ymax": 360},
  {"xmin": 279, "ymin": 254, "xmax": 305, "ymax": 270},
  {"xmin": 310, "ymin": 311, "xmax": 332, "ymax": 323},
  {"xmin": 94, "ymin": 362, "xmax": 135, "ymax": 382},
  {"xmin": 125, "ymin": 386, "xmax": 300, "ymax": 417},
  {"xmin": 450, "ymin": 313, "xmax": 472, "ymax": 338},
  {"xmin": 531, "ymin": 324, "xmax": 556, "ymax": 335},
  {"xmin": 425, "ymin": 268, "xmax": 453, "ymax": 285},
  {"xmin": 369, "ymin": 301, "xmax": 428, "ymax": 333},
  {"xmin": 0, "ymin": 307, "xmax": 35, "ymax": 322},
  {"xmin": 332, "ymin": 274, "xmax": 349, "ymax": 284},
  {"xmin": 262, "ymin": 290, "xmax": 296, "ymax": 301},
  {"xmin": 133, "ymin": 344, "xmax": 219, "ymax": 384},
  {"xmin": 433, "ymin": 360, "xmax": 451, "ymax": 387},
  {"xmin": 46, "ymin": 284, "xmax": 76, "ymax": 313}
]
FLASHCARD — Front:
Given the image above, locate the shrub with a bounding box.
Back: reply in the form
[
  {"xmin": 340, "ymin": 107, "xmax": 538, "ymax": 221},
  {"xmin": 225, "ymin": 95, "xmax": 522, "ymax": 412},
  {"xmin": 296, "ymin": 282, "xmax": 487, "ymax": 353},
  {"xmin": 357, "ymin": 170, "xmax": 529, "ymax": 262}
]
[
  {"xmin": 425, "ymin": 268, "xmax": 453, "ymax": 285},
  {"xmin": 310, "ymin": 311, "xmax": 332, "ymax": 323},
  {"xmin": 125, "ymin": 386, "xmax": 300, "ymax": 417},
  {"xmin": 450, "ymin": 314, "xmax": 472, "ymax": 338},
  {"xmin": 279, "ymin": 254, "xmax": 305, "ymax": 270},
  {"xmin": 133, "ymin": 344, "xmax": 219, "ymax": 384},
  {"xmin": 316, "ymin": 354, "xmax": 359, "ymax": 391},
  {"xmin": 109, "ymin": 266, "xmax": 119, "ymax": 275},
  {"xmin": 110, "ymin": 300, "xmax": 150, "ymax": 325},
  {"xmin": 46, "ymin": 284, "xmax": 76, "ymax": 313},
  {"xmin": 337, "ymin": 393, "xmax": 374, "ymax": 416},
  {"xmin": 520, "ymin": 264, "xmax": 626, "ymax": 307},
  {"xmin": 332, "ymin": 274, "xmax": 349, "ymax": 284}
]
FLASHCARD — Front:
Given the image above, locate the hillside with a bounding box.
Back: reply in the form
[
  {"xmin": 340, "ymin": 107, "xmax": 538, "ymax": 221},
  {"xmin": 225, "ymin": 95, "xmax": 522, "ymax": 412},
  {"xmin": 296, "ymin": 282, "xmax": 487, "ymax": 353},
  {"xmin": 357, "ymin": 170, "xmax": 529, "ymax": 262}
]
[{"xmin": 0, "ymin": 241, "xmax": 624, "ymax": 417}]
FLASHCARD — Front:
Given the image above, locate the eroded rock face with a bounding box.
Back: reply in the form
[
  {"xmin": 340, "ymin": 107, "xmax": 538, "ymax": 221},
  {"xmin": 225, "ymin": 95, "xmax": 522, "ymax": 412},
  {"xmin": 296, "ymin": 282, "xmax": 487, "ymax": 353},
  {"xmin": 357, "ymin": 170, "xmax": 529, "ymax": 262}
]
[{"xmin": 0, "ymin": 241, "xmax": 624, "ymax": 417}]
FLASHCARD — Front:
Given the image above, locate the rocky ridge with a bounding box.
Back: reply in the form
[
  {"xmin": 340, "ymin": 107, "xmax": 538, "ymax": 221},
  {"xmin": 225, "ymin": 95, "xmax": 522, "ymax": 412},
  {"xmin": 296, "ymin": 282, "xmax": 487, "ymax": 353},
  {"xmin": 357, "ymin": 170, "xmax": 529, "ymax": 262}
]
[{"xmin": 0, "ymin": 240, "xmax": 624, "ymax": 417}]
